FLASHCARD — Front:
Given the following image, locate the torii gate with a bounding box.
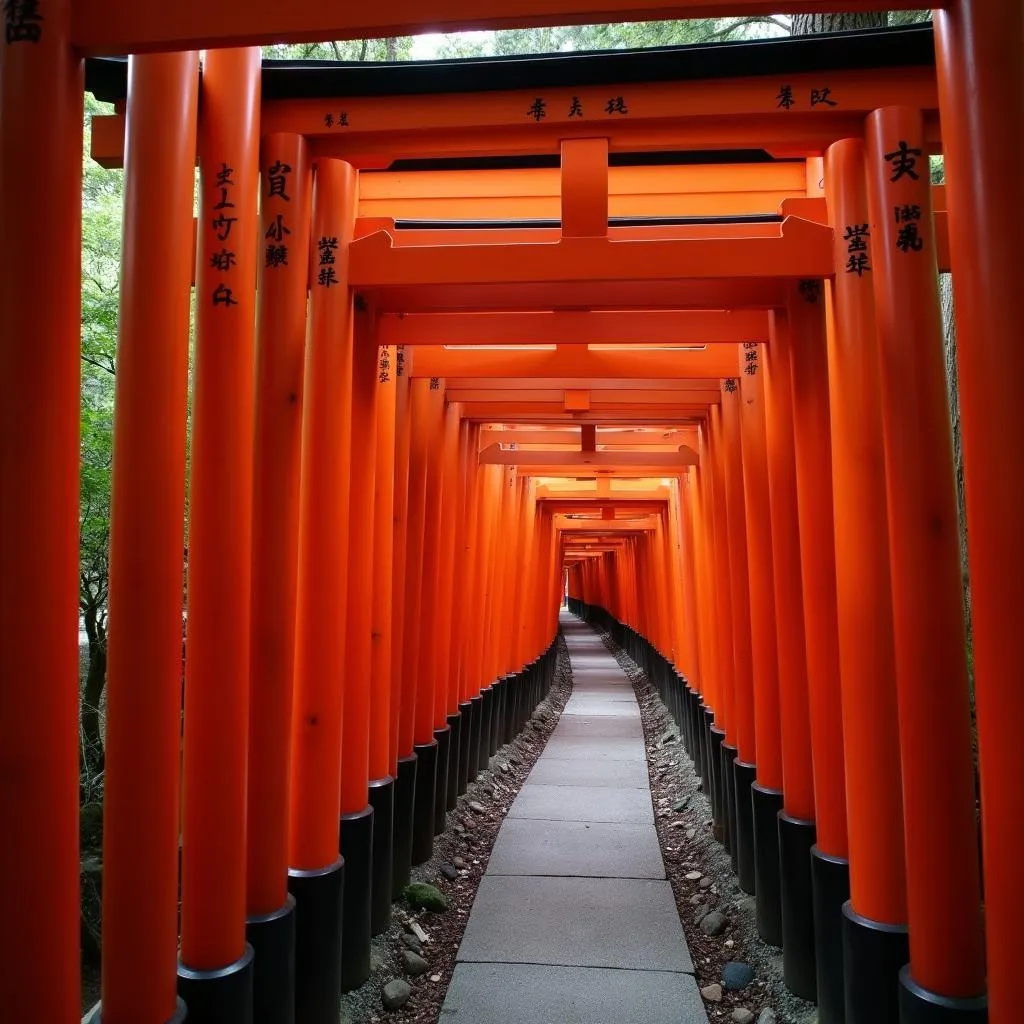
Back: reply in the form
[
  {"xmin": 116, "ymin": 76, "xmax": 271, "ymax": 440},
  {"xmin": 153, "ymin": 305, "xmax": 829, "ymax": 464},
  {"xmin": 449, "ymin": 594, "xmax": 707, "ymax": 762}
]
[{"xmin": 0, "ymin": 4, "xmax": 1019, "ymax": 1024}]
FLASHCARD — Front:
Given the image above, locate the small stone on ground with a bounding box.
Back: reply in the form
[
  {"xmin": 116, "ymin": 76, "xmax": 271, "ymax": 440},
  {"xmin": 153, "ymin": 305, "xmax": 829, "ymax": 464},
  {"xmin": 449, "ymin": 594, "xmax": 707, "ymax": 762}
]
[
  {"xmin": 401, "ymin": 950, "xmax": 429, "ymax": 977},
  {"xmin": 701, "ymin": 983, "xmax": 723, "ymax": 1002},
  {"xmin": 722, "ymin": 961, "xmax": 754, "ymax": 990},
  {"xmin": 699, "ymin": 910, "xmax": 727, "ymax": 936},
  {"xmin": 382, "ymin": 979, "xmax": 411, "ymax": 1010}
]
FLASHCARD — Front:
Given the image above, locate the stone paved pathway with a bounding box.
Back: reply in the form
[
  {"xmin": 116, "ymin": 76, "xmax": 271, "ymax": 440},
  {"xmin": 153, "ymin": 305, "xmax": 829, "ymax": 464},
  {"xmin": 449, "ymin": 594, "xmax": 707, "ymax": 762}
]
[{"xmin": 439, "ymin": 611, "xmax": 707, "ymax": 1023}]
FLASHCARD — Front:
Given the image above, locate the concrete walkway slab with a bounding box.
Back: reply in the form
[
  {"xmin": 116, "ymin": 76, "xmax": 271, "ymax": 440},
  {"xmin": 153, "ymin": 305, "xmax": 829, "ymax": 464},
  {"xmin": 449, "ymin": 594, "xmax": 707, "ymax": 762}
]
[
  {"xmin": 488, "ymin": 818, "xmax": 664, "ymax": 878},
  {"xmin": 570, "ymin": 684, "xmax": 638, "ymax": 698},
  {"xmin": 507, "ymin": 783, "xmax": 654, "ymax": 824},
  {"xmin": 441, "ymin": 963, "xmax": 708, "ymax": 1024},
  {"xmin": 525, "ymin": 757, "xmax": 650, "ymax": 789},
  {"xmin": 541, "ymin": 735, "xmax": 647, "ymax": 762},
  {"xmin": 562, "ymin": 698, "xmax": 640, "ymax": 718},
  {"xmin": 457, "ymin": 874, "xmax": 693, "ymax": 972},
  {"xmin": 550, "ymin": 715, "xmax": 643, "ymax": 740}
]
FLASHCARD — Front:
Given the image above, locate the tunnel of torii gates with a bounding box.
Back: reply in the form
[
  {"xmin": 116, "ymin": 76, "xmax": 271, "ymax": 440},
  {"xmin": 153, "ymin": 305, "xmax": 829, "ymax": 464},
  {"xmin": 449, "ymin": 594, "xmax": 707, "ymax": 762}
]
[{"xmin": 1, "ymin": 3, "xmax": 1022, "ymax": 1024}]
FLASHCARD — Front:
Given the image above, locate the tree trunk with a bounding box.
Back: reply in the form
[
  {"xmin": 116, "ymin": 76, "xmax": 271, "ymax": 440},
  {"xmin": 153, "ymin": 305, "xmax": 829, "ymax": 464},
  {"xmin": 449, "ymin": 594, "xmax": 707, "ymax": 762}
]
[
  {"xmin": 939, "ymin": 273, "xmax": 970, "ymax": 637},
  {"xmin": 81, "ymin": 603, "xmax": 107, "ymax": 778},
  {"xmin": 385, "ymin": 36, "xmax": 398, "ymax": 61},
  {"xmin": 791, "ymin": 13, "xmax": 887, "ymax": 34}
]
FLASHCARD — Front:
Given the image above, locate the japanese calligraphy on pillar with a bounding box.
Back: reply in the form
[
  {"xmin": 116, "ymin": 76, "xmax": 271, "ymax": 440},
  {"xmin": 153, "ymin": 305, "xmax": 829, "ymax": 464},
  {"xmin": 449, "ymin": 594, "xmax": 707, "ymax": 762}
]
[
  {"xmin": 741, "ymin": 342, "xmax": 760, "ymax": 376},
  {"xmin": 263, "ymin": 159, "xmax": 293, "ymax": 269},
  {"xmin": 210, "ymin": 163, "xmax": 240, "ymax": 308},
  {"xmin": 323, "ymin": 112, "xmax": 350, "ymax": 128},
  {"xmin": 396, "ymin": 346, "xmax": 406, "ymax": 378},
  {"xmin": 317, "ymin": 236, "xmax": 339, "ymax": 287},
  {"xmin": 429, "ymin": 377, "xmax": 441, "ymax": 391},
  {"xmin": 723, "ymin": 378, "xmax": 739, "ymax": 394},
  {"xmin": 843, "ymin": 224, "xmax": 871, "ymax": 276},
  {"xmin": 3, "ymin": 0, "xmax": 42, "ymax": 43},
  {"xmin": 884, "ymin": 140, "xmax": 927, "ymax": 254},
  {"xmin": 378, "ymin": 345, "xmax": 392, "ymax": 384}
]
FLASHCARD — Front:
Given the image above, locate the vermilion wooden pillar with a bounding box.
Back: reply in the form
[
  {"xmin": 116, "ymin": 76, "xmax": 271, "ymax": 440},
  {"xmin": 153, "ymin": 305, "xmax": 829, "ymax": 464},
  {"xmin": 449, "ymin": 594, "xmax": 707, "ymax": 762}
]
[
  {"xmin": 431, "ymin": 399, "xmax": 461, "ymax": 830},
  {"xmin": 505, "ymin": 477, "xmax": 530, "ymax": 670},
  {"xmin": 369, "ymin": 342, "xmax": 398, "ymax": 932},
  {"xmin": 706, "ymin": 405, "xmax": 735, "ymax": 854},
  {"xmin": 245, "ymin": 131, "xmax": 312, "ymax": 1023},
  {"xmin": 824, "ymin": 138, "xmax": 908, "ymax": 1023},
  {"xmin": 707, "ymin": 406, "xmax": 735, "ymax": 746},
  {"xmin": 681, "ymin": 471, "xmax": 711, "ymax": 784},
  {"xmin": 788, "ymin": 282, "xmax": 850, "ymax": 1024},
  {"xmin": 693, "ymin": 435, "xmax": 720, "ymax": 805},
  {"xmin": 390, "ymin": 368, "xmax": 412, "ymax": 775},
  {"xmin": 737, "ymin": 350, "xmax": 782, "ymax": 902},
  {"xmin": 288, "ymin": 157, "xmax": 357, "ymax": 1024},
  {"xmin": 178, "ymin": 47, "xmax": 260, "ymax": 1020},
  {"xmin": 865, "ymin": 106, "xmax": 986, "ymax": 1018},
  {"xmin": 96, "ymin": 51, "xmax": 196, "ymax": 1024},
  {"xmin": 0, "ymin": 4, "xmax": 82, "ymax": 1018},
  {"xmin": 437, "ymin": 413, "xmax": 465, "ymax": 806},
  {"xmin": 935, "ymin": 7, "xmax": 1023, "ymax": 1021},
  {"xmin": 411, "ymin": 380, "xmax": 444, "ymax": 861},
  {"xmin": 338, "ymin": 302, "xmax": 380, "ymax": 991},
  {"xmin": 691, "ymin": 457, "xmax": 720, "ymax": 727},
  {"xmin": 452, "ymin": 423, "xmax": 480, "ymax": 793},
  {"xmin": 762, "ymin": 308, "xmax": 815, "ymax": 989},
  {"xmin": 721, "ymin": 371, "xmax": 757, "ymax": 890},
  {"xmin": 390, "ymin": 369, "xmax": 417, "ymax": 897}
]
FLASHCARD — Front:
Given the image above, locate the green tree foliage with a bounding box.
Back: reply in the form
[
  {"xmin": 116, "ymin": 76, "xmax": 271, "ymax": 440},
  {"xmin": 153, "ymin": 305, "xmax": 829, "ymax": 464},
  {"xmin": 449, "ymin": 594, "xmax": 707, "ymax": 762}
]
[
  {"xmin": 80, "ymin": 93, "xmax": 122, "ymax": 784},
  {"xmin": 438, "ymin": 18, "xmax": 788, "ymax": 57},
  {"xmin": 440, "ymin": 11, "xmax": 931, "ymax": 57},
  {"xmin": 264, "ymin": 37, "xmax": 414, "ymax": 61}
]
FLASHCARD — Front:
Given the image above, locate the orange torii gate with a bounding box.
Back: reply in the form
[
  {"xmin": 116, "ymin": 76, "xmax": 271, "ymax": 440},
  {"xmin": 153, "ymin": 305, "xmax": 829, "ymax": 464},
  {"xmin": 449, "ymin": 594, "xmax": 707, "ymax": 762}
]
[{"xmin": 1, "ymin": 6, "xmax": 1019, "ymax": 1024}]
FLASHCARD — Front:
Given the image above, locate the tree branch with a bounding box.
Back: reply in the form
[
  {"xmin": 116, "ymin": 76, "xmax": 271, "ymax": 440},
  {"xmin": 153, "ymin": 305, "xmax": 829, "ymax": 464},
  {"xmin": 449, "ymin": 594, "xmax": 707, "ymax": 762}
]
[{"xmin": 82, "ymin": 353, "xmax": 116, "ymax": 376}]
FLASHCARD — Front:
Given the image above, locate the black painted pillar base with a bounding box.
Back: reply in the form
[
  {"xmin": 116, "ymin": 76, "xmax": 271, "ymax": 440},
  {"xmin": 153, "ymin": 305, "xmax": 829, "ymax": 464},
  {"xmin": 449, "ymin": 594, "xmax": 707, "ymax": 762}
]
[
  {"xmin": 478, "ymin": 687, "xmax": 493, "ymax": 773},
  {"xmin": 177, "ymin": 945, "xmax": 254, "ymax": 1024},
  {"xmin": 751, "ymin": 783, "xmax": 784, "ymax": 947},
  {"xmin": 339, "ymin": 806, "xmax": 374, "ymax": 993},
  {"xmin": 688, "ymin": 692, "xmax": 704, "ymax": 770},
  {"xmin": 468, "ymin": 694, "xmax": 484, "ymax": 780},
  {"xmin": 733, "ymin": 760, "xmax": 757, "ymax": 895},
  {"xmin": 512, "ymin": 669, "xmax": 526, "ymax": 736},
  {"xmin": 412, "ymin": 740, "xmax": 438, "ymax": 864},
  {"xmin": 708, "ymin": 725, "xmax": 725, "ymax": 839},
  {"xmin": 368, "ymin": 776, "xmax": 394, "ymax": 937},
  {"xmin": 246, "ymin": 896, "xmax": 296, "ymax": 1024},
  {"xmin": 446, "ymin": 713, "xmax": 462, "ymax": 810},
  {"xmin": 392, "ymin": 755, "xmax": 416, "ymax": 898},
  {"xmin": 842, "ymin": 902, "xmax": 909, "ymax": 1024},
  {"xmin": 288, "ymin": 858, "xmax": 344, "ymax": 1024},
  {"xmin": 722, "ymin": 742, "xmax": 738, "ymax": 860},
  {"xmin": 898, "ymin": 967, "xmax": 987, "ymax": 1024},
  {"xmin": 700, "ymin": 706, "xmax": 712, "ymax": 795},
  {"xmin": 83, "ymin": 998, "xmax": 188, "ymax": 1023},
  {"xmin": 503, "ymin": 674, "xmax": 518, "ymax": 745},
  {"xmin": 779, "ymin": 811, "xmax": 817, "ymax": 1002},
  {"xmin": 432, "ymin": 725, "xmax": 451, "ymax": 837},
  {"xmin": 457, "ymin": 701, "xmax": 473, "ymax": 795},
  {"xmin": 811, "ymin": 847, "xmax": 850, "ymax": 1024},
  {"xmin": 488, "ymin": 680, "xmax": 502, "ymax": 756}
]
